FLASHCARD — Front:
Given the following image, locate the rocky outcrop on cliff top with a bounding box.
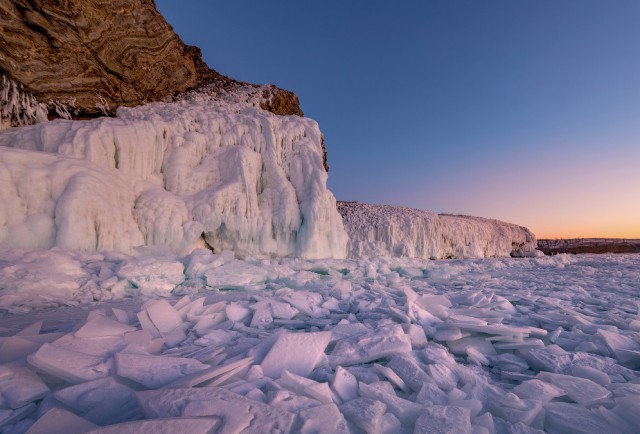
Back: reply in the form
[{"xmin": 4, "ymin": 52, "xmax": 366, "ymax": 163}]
[{"xmin": 0, "ymin": 0, "xmax": 302, "ymax": 120}]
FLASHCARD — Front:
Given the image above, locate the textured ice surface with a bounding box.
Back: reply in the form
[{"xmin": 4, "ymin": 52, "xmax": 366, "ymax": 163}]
[
  {"xmin": 0, "ymin": 366, "xmax": 48, "ymax": 409},
  {"xmin": 359, "ymin": 381, "xmax": 424, "ymax": 422},
  {"xmin": 0, "ymin": 95, "xmax": 347, "ymax": 259},
  {"xmin": 136, "ymin": 387, "xmax": 295, "ymax": 434},
  {"xmin": 117, "ymin": 259, "xmax": 185, "ymax": 296},
  {"xmin": 297, "ymin": 403, "xmax": 349, "ymax": 434},
  {"xmin": 83, "ymin": 418, "xmax": 221, "ymax": 434},
  {"xmin": 338, "ymin": 201, "xmax": 541, "ymax": 259},
  {"xmin": 0, "ymin": 250, "xmax": 89, "ymax": 309},
  {"xmin": 26, "ymin": 408, "xmax": 97, "ymax": 434},
  {"xmin": 414, "ymin": 405, "xmax": 471, "ymax": 434},
  {"xmin": 330, "ymin": 324, "xmax": 411, "ymax": 366},
  {"xmin": 27, "ymin": 343, "xmax": 113, "ymax": 384},
  {"xmin": 53, "ymin": 376, "xmax": 138, "ymax": 425},
  {"xmin": 141, "ymin": 299, "xmax": 186, "ymax": 347},
  {"xmin": 512, "ymin": 379, "xmax": 566, "ymax": 404},
  {"xmin": 261, "ymin": 331, "xmax": 331, "ymax": 378},
  {"xmin": 0, "ymin": 253, "xmax": 639, "ymax": 433},
  {"xmin": 74, "ymin": 316, "xmax": 136, "ymax": 338},
  {"xmin": 545, "ymin": 402, "xmax": 619, "ymax": 434},
  {"xmin": 596, "ymin": 329, "xmax": 640, "ymax": 368},
  {"xmin": 340, "ymin": 398, "xmax": 387, "ymax": 432},
  {"xmin": 331, "ymin": 366, "xmax": 359, "ymax": 402},
  {"xmin": 537, "ymin": 372, "xmax": 612, "ymax": 406},
  {"xmin": 115, "ymin": 353, "xmax": 209, "ymax": 388},
  {"xmin": 386, "ymin": 354, "xmax": 431, "ymax": 392}
]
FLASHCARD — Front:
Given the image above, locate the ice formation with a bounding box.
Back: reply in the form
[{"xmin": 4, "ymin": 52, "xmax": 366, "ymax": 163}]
[
  {"xmin": 1, "ymin": 250, "xmax": 640, "ymax": 433},
  {"xmin": 1, "ymin": 52, "xmax": 636, "ymax": 434},
  {"xmin": 338, "ymin": 201, "xmax": 541, "ymax": 259},
  {"xmin": 1, "ymin": 78, "xmax": 547, "ymax": 261},
  {"xmin": 0, "ymin": 75, "xmax": 48, "ymax": 131},
  {"xmin": 0, "ymin": 89, "xmax": 347, "ymax": 258}
]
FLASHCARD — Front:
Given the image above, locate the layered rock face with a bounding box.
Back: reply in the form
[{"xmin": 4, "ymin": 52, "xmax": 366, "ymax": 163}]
[
  {"xmin": 538, "ymin": 238, "xmax": 640, "ymax": 255},
  {"xmin": 0, "ymin": 0, "xmax": 302, "ymax": 119}
]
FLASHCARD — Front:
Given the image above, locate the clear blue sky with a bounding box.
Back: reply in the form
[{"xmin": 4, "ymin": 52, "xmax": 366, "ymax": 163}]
[{"xmin": 156, "ymin": 0, "xmax": 640, "ymax": 238}]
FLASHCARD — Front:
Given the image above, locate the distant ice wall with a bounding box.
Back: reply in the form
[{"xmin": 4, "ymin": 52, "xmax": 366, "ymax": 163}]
[
  {"xmin": 0, "ymin": 95, "xmax": 347, "ymax": 258},
  {"xmin": 338, "ymin": 201, "xmax": 540, "ymax": 259}
]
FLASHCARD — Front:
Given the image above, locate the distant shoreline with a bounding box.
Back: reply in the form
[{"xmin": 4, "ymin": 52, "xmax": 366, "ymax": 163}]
[{"xmin": 537, "ymin": 238, "xmax": 640, "ymax": 255}]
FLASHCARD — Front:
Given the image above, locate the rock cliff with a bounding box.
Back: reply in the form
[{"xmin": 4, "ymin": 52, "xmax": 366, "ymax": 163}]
[
  {"xmin": 537, "ymin": 238, "xmax": 640, "ymax": 255},
  {"xmin": 0, "ymin": 0, "xmax": 303, "ymax": 119}
]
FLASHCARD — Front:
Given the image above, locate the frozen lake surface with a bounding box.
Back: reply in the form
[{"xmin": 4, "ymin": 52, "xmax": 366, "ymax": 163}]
[{"xmin": 1, "ymin": 252, "xmax": 639, "ymax": 433}]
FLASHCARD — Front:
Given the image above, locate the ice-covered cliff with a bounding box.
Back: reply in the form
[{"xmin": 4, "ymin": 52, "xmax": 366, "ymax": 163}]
[
  {"xmin": 0, "ymin": 0, "xmax": 541, "ymax": 263},
  {"xmin": 338, "ymin": 201, "xmax": 540, "ymax": 259},
  {"xmin": 0, "ymin": 88, "xmax": 347, "ymax": 258}
]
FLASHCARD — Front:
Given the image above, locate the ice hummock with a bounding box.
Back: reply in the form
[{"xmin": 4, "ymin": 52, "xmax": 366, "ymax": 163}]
[
  {"xmin": 337, "ymin": 201, "xmax": 541, "ymax": 259},
  {"xmin": 0, "ymin": 91, "xmax": 347, "ymax": 259}
]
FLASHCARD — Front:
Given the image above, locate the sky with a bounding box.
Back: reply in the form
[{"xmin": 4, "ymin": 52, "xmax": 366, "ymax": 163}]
[{"xmin": 155, "ymin": 0, "xmax": 640, "ymax": 239}]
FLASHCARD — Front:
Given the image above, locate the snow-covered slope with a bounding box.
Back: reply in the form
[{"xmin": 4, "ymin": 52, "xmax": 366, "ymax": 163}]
[
  {"xmin": 338, "ymin": 201, "xmax": 540, "ymax": 259},
  {"xmin": 0, "ymin": 89, "xmax": 347, "ymax": 258}
]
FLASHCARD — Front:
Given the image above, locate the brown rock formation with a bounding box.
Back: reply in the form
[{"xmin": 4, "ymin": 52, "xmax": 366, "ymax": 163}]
[
  {"xmin": 0, "ymin": 0, "xmax": 302, "ymax": 118},
  {"xmin": 537, "ymin": 238, "xmax": 640, "ymax": 255}
]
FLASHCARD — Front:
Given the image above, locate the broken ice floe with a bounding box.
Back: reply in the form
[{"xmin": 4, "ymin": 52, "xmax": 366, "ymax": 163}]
[{"xmin": 0, "ymin": 253, "xmax": 639, "ymax": 432}]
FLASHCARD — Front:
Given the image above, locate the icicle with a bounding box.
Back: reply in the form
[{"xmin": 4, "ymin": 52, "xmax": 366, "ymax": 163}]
[
  {"xmin": 95, "ymin": 93, "xmax": 111, "ymax": 116},
  {"xmin": 48, "ymin": 97, "xmax": 78, "ymax": 120},
  {"xmin": 0, "ymin": 75, "xmax": 48, "ymax": 130}
]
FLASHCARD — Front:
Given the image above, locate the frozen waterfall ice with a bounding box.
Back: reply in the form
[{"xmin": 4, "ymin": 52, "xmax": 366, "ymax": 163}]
[{"xmin": 0, "ymin": 92, "xmax": 347, "ymax": 259}]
